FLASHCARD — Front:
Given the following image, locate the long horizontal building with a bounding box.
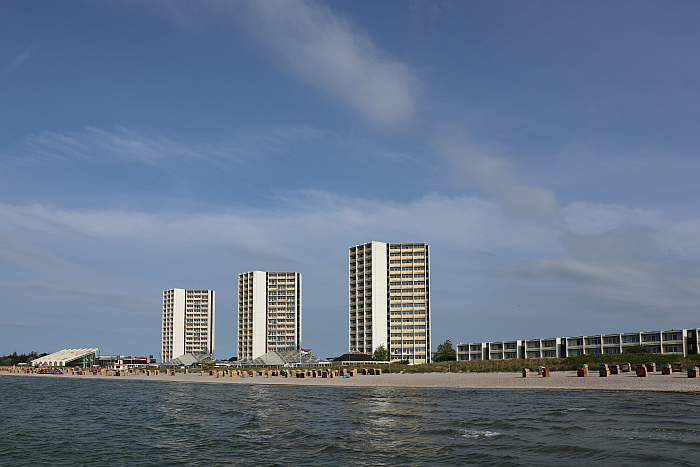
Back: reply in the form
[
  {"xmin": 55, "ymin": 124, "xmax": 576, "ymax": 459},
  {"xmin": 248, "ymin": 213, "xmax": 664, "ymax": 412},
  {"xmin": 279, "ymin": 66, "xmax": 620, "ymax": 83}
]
[{"xmin": 457, "ymin": 328, "xmax": 700, "ymax": 360}]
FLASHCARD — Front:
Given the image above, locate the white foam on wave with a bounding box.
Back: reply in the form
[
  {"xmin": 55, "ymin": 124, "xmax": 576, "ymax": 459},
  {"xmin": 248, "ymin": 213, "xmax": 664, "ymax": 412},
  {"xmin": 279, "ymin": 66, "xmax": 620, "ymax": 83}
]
[{"xmin": 460, "ymin": 430, "xmax": 503, "ymax": 439}]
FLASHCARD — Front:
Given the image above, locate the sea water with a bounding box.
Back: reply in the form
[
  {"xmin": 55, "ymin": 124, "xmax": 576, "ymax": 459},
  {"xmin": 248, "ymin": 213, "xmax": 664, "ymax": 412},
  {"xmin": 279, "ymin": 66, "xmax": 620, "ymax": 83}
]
[{"xmin": 1, "ymin": 376, "xmax": 699, "ymax": 466}]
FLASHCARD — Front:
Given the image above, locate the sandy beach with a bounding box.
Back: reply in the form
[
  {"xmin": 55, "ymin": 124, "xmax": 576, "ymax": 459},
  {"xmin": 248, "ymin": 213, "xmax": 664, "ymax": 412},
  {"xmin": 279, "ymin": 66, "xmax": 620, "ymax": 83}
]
[{"xmin": 4, "ymin": 369, "xmax": 700, "ymax": 393}]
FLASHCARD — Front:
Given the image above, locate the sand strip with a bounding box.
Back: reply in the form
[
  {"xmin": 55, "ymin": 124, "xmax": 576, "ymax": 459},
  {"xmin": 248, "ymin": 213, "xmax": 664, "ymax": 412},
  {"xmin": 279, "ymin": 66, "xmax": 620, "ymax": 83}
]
[{"xmin": 4, "ymin": 370, "xmax": 700, "ymax": 393}]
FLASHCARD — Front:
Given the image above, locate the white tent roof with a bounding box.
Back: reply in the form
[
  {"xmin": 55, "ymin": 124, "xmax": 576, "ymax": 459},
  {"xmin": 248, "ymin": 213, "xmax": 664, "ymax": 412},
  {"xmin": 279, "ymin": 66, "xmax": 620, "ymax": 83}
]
[{"xmin": 31, "ymin": 348, "xmax": 98, "ymax": 367}]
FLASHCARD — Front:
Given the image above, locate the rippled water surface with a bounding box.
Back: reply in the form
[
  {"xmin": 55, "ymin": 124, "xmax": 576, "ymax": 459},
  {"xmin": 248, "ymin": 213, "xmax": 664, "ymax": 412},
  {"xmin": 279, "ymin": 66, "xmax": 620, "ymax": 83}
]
[{"xmin": 1, "ymin": 376, "xmax": 699, "ymax": 466}]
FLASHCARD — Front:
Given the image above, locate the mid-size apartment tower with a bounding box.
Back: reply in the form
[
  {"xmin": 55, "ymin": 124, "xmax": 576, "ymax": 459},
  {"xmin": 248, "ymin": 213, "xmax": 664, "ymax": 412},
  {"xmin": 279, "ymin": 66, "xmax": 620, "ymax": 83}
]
[
  {"xmin": 349, "ymin": 241, "xmax": 431, "ymax": 364},
  {"xmin": 238, "ymin": 271, "xmax": 302, "ymax": 360},
  {"xmin": 162, "ymin": 288, "xmax": 215, "ymax": 362}
]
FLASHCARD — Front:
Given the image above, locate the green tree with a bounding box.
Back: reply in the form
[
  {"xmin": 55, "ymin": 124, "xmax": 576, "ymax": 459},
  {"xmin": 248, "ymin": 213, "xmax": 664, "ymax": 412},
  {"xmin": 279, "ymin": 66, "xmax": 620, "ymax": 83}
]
[
  {"xmin": 373, "ymin": 344, "xmax": 390, "ymax": 361},
  {"xmin": 434, "ymin": 340, "xmax": 456, "ymax": 362},
  {"xmin": 0, "ymin": 351, "xmax": 46, "ymax": 366}
]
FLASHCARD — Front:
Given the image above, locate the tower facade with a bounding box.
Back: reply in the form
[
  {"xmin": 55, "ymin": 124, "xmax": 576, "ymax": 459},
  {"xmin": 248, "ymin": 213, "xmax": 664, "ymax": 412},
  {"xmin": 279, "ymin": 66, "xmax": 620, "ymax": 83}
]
[
  {"xmin": 349, "ymin": 242, "xmax": 431, "ymax": 364},
  {"xmin": 238, "ymin": 271, "xmax": 302, "ymax": 360},
  {"xmin": 162, "ymin": 288, "xmax": 215, "ymax": 362}
]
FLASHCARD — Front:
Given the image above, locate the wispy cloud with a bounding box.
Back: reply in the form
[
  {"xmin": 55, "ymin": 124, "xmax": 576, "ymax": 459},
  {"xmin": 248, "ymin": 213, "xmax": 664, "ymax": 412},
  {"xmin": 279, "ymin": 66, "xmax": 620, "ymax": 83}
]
[
  {"xmin": 505, "ymin": 229, "xmax": 700, "ymax": 320},
  {"xmin": 0, "ymin": 231, "xmax": 154, "ymax": 312},
  {"xmin": 561, "ymin": 202, "xmax": 661, "ymax": 236},
  {"xmin": 0, "ymin": 192, "xmax": 553, "ymax": 264},
  {"xmin": 7, "ymin": 124, "xmax": 327, "ymax": 167},
  {"xmin": 5, "ymin": 193, "xmax": 697, "ymax": 270},
  {"xmin": 655, "ymin": 218, "xmax": 700, "ymax": 261},
  {"xmin": 2, "ymin": 193, "xmax": 697, "ymax": 276},
  {"xmin": 561, "ymin": 201, "xmax": 700, "ymax": 261},
  {"xmin": 0, "ymin": 231, "xmax": 76, "ymax": 270},
  {"xmin": 18, "ymin": 126, "xmax": 233, "ymax": 165},
  {"xmin": 0, "ymin": 45, "xmax": 38, "ymax": 78},
  {"xmin": 241, "ymin": 0, "xmax": 419, "ymax": 124},
  {"xmin": 162, "ymin": 0, "xmax": 419, "ymax": 125},
  {"xmin": 437, "ymin": 134, "xmax": 559, "ymax": 223}
]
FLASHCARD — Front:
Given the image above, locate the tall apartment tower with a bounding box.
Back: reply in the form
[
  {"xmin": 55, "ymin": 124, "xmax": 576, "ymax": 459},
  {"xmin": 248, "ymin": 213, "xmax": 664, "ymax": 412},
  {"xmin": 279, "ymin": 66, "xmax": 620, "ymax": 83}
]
[
  {"xmin": 349, "ymin": 242, "xmax": 431, "ymax": 364},
  {"xmin": 238, "ymin": 271, "xmax": 302, "ymax": 360},
  {"xmin": 162, "ymin": 289, "xmax": 215, "ymax": 362}
]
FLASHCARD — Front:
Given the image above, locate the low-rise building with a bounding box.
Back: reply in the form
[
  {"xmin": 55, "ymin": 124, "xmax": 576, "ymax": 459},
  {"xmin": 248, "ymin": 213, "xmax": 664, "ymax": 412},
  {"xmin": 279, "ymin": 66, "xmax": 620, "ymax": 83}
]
[
  {"xmin": 95, "ymin": 355, "xmax": 152, "ymax": 369},
  {"xmin": 457, "ymin": 328, "xmax": 700, "ymax": 360},
  {"xmin": 31, "ymin": 348, "xmax": 98, "ymax": 367}
]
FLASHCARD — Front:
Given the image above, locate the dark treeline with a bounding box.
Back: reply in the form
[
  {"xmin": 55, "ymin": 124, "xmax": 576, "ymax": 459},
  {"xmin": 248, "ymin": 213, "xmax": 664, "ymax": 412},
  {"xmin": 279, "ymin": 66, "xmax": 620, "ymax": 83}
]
[{"xmin": 0, "ymin": 352, "xmax": 48, "ymax": 366}]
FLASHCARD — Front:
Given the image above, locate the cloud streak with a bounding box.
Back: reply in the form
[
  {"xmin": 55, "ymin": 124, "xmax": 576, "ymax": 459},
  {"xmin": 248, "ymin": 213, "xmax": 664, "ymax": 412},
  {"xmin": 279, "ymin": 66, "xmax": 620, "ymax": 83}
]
[
  {"xmin": 437, "ymin": 135, "xmax": 559, "ymax": 223},
  {"xmin": 503, "ymin": 228, "xmax": 700, "ymax": 323},
  {"xmin": 0, "ymin": 192, "xmax": 555, "ymax": 253},
  {"xmin": 1, "ymin": 45, "xmax": 38, "ymax": 78},
  {"xmin": 5, "ymin": 124, "xmax": 329, "ymax": 168},
  {"xmin": 245, "ymin": 1, "xmax": 418, "ymax": 124},
  {"xmin": 16, "ymin": 126, "xmax": 234, "ymax": 165},
  {"xmin": 196, "ymin": 0, "xmax": 419, "ymax": 125},
  {"xmin": 561, "ymin": 202, "xmax": 661, "ymax": 236},
  {"xmin": 0, "ymin": 231, "xmax": 154, "ymax": 319}
]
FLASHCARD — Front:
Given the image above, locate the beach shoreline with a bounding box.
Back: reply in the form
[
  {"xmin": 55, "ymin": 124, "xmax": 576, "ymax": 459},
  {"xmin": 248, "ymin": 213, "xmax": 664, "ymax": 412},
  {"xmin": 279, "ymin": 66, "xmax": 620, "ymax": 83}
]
[{"xmin": 4, "ymin": 369, "xmax": 700, "ymax": 394}]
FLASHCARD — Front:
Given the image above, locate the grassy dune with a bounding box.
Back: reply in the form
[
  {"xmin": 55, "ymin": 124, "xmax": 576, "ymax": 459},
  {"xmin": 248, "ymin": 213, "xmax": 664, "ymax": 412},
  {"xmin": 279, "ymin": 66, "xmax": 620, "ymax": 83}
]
[
  {"xmin": 361, "ymin": 353, "xmax": 700, "ymax": 373},
  {"xmin": 191, "ymin": 353, "xmax": 700, "ymax": 374}
]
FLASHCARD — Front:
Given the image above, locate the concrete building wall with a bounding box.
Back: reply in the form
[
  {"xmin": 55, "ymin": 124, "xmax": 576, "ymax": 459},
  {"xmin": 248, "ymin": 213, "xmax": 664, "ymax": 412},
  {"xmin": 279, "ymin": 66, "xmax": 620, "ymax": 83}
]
[
  {"xmin": 251, "ymin": 271, "xmax": 267, "ymax": 360},
  {"xmin": 265, "ymin": 271, "xmax": 302, "ymax": 355},
  {"xmin": 162, "ymin": 288, "xmax": 214, "ymax": 362},
  {"xmin": 209, "ymin": 290, "xmax": 215, "ymax": 359},
  {"xmin": 388, "ymin": 243, "xmax": 430, "ymax": 364},
  {"xmin": 238, "ymin": 270, "xmax": 302, "ymax": 361},
  {"xmin": 370, "ymin": 241, "xmax": 388, "ymax": 355},
  {"xmin": 350, "ymin": 241, "xmax": 431, "ymax": 365},
  {"xmin": 457, "ymin": 328, "xmax": 700, "ymax": 361},
  {"xmin": 349, "ymin": 242, "xmax": 385, "ymax": 356},
  {"xmin": 172, "ymin": 288, "xmax": 186, "ymax": 360}
]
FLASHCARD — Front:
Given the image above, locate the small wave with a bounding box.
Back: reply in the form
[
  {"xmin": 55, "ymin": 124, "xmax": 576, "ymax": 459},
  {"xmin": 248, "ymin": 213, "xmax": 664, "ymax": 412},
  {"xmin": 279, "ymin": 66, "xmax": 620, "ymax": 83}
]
[
  {"xmin": 460, "ymin": 429, "xmax": 503, "ymax": 439},
  {"xmin": 549, "ymin": 407, "xmax": 592, "ymax": 415},
  {"xmin": 312, "ymin": 444, "xmax": 343, "ymax": 455}
]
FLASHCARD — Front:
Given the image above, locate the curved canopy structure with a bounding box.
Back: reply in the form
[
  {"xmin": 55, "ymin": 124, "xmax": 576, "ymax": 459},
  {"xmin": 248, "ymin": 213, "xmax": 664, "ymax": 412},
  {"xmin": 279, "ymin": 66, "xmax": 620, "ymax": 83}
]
[{"xmin": 31, "ymin": 348, "xmax": 98, "ymax": 367}]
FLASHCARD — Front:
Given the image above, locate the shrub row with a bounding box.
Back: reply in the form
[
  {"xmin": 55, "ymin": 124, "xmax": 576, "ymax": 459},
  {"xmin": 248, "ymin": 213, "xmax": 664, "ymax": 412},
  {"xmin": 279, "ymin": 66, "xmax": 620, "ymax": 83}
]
[
  {"xmin": 188, "ymin": 353, "xmax": 700, "ymax": 375},
  {"xmin": 368, "ymin": 353, "xmax": 699, "ymax": 373}
]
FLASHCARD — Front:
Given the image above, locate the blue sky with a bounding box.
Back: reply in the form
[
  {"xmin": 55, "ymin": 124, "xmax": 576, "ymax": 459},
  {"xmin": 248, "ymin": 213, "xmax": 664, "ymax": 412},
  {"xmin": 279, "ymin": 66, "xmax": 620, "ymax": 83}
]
[{"xmin": 1, "ymin": 0, "xmax": 699, "ymax": 359}]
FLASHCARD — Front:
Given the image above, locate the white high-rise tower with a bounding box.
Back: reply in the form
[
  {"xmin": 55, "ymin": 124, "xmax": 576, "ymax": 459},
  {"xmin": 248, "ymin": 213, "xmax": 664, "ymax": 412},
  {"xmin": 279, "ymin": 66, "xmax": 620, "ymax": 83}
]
[
  {"xmin": 238, "ymin": 271, "xmax": 302, "ymax": 360},
  {"xmin": 162, "ymin": 288, "xmax": 215, "ymax": 361},
  {"xmin": 349, "ymin": 242, "xmax": 431, "ymax": 364}
]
